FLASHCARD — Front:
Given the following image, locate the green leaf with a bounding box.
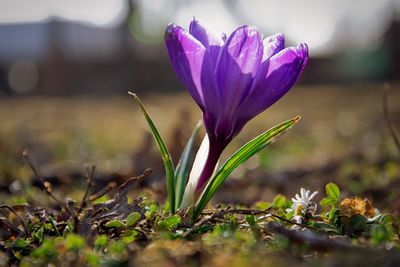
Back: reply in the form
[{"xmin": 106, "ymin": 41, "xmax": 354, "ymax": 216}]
[
  {"xmin": 12, "ymin": 250, "xmax": 22, "ymax": 261},
  {"xmin": 370, "ymin": 224, "xmax": 390, "ymax": 245},
  {"xmin": 378, "ymin": 214, "xmax": 394, "ymax": 224},
  {"xmin": 94, "ymin": 235, "xmax": 108, "ymax": 250},
  {"xmin": 65, "ymin": 233, "xmax": 86, "ymax": 251},
  {"xmin": 309, "ymin": 222, "xmax": 339, "ymax": 234},
  {"xmin": 325, "ymin": 183, "xmax": 340, "ymax": 200},
  {"xmin": 328, "ymin": 208, "xmax": 340, "ymax": 223},
  {"xmin": 272, "ymin": 194, "xmax": 287, "ymax": 208},
  {"xmin": 31, "ymin": 239, "xmax": 58, "ymax": 262},
  {"xmin": 130, "ymin": 92, "xmax": 176, "ymax": 213},
  {"xmin": 320, "ymin": 197, "xmax": 336, "ymax": 207},
  {"xmin": 122, "ymin": 229, "xmax": 139, "ymax": 244},
  {"xmin": 349, "ymin": 214, "xmax": 367, "ymax": 232},
  {"xmin": 126, "ymin": 212, "xmax": 142, "ymax": 227},
  {"xmin": 253, "ymin": 201, "xmax": 272, "ymax": 210},
  {"xmin": 84, "ymin": 251, "xmax": 100, "ymax": 267},
  {"xmin": 63, "ymin": 220, "xmax": 74, "ymax": 235},
  {"xmin": 145, "ymin": 203, "xmax": 158, "ymax": 219},
  {"xmin": 33, "ymin": 225, "xmax": 44, "ymax": 243},
  {"xmin": 158, "ymin": 214, "xmax": 182, "ymax": 230},
  {"xmin": 286, "ymin": 211, "xmax": 294, "ymax": 220},
  {"xmin": 174, "ymin": 121, "xmax": 202, "ymax": 210},
  {"xmin": 105, "ymin": 220, "xmax": 124, "ymax": 228},
  {"xmin": 194, "ymin": 116, "xmax": 301, "ymax": 219},
  {"xmin": 14, "ymin": 239, "xmax": 27, "ymax": 249},
  {"xmin": 245, "ymin": 215, "xmax": 256, "ymax": 226},
  {"xmin": 49, "ymin": 217, "xmax": 60, "ymax": 236},
  {"xmin": 107, "ymin": 240, "xmax": 127, "ymax": 255}
]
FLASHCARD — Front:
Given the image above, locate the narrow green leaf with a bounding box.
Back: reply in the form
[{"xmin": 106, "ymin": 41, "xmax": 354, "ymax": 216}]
[
  {"xmin": 309, "ymin": 222, "xmax": 339, "ymax": 234},
  {"xmin": 325, "ymin": 183, "xmax": 340, "ymax": 200},
  {"xmin": 49, "ymin": 217, "xmax": 61, "ymax": 236},
  {"xmin": 129, "ymin": 92, "xmax": 176, "ymax": 213},
  {"xmin": 175, "ymin": 121, "xmax": 202, "ymax": 210},
  {"xmin": 245, "ymin": 215, "xmax": 256, "ymax": 226},
  {"xmin": 194, "ymin": 116, "xmax": 301, "ymax": 219}
]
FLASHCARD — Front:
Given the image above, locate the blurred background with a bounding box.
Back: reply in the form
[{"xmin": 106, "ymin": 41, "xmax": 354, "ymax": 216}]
[
  {"xmin": 0, "ymin": 0, "xmax": 399, "ymax": 210},
  {"xmin": 0, "ymin": 0, "xmax": 400, "ymax": 95}
]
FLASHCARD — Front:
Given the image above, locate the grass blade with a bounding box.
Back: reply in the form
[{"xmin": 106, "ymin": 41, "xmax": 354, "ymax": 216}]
[
  {"xmin": 129, "ymin": 92, "xmax": 176, "ymax": 213},
  {"xmin": 175, "ymin": 121, "xmax": 202, "ymax": 210},
  {"xmin": 194, "ymin": 116, "xmax": 301, "ymax": 219}
]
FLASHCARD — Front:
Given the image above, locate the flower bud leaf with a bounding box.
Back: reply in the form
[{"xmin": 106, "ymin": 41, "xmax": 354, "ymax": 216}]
[{"xmin": 175, "ymin": 121, "xmax": 202, "ymax": 210}]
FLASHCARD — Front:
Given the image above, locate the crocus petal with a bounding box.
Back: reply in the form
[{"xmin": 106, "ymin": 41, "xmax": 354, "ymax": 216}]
[
  {"xmin": 189, "ymin": 18, "xmax": 225, "ymax": 64},
  {"xmin": 262, "ymin": 33, "xmax": 285, "ymax": 61},
  {"xmin": 266, "ymin": 43, "xmax": 309, "ymax": 84},
  {"xmin": 189, "ymin": 19, "xmax": 224, "ymax": 132},
  {"xmin": 165, "ymin": 23, "xmax": 206, "ymax": 110},
  {"xmin": 214, "ymin": 25, "xmax": 263, "ymax": 140},
  {"xmin": 236, "ymin": 43, "xmax": 308, "ymax": 124}
]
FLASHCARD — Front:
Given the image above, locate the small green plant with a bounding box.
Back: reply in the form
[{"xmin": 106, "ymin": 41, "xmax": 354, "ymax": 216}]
[{"xmin": 320, "ymin": 182, "xmax": 341, "ymax": 207}]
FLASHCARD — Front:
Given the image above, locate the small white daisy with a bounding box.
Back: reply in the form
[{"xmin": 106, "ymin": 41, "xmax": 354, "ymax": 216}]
[{"xmin": 287, "ymin": 188, "xmax": 318, "ymax": 222}]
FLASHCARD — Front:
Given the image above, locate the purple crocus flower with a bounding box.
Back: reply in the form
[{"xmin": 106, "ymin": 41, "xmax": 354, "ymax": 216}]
[{"xmin": 165, "ymin": 19, "xmax": 308, "ymax": 206}]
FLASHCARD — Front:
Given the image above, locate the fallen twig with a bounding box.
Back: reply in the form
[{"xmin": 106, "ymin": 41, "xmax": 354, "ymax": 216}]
[
  {"xmin": 89, "ymin": 182, "xmax": 117, "ymax": 202},
  {"xmin": 0, "ymin": 204, "xmax": 30, "ymax": 236},
  {"xmin": 266, "ymin": 221, "xmax": 365, "ymax": 252},
  {"xmin": 114, "ymin": 169, "xmax": 152, "ymax": 202},
  {"xmin": 78, "ymin": 165, "xmax": 95, "ymax": 214},
  {"xmin": 22, "ymin": 150, "xmax": 77, "ymax": 218}
]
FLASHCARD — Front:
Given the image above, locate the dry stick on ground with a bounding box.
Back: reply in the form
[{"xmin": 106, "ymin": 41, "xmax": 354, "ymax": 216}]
[
  {"xmin": 383, "ymin": 83, "xmax": 400, "ymax": 158},
  {"xmin": 22, "ymin": 150, "xmax": 77, "ymax": 219},
  {"xmin": 114, "ymin": 169, "xmax": 152, "ymax": 201},
  {"xmin": 78, "ymin": 165, "xmax": 95, "ymax": 214},
  {"xmin": 266, "ymin": 221, "xmax": 367, "ymax": 252},
  {"xmin": 88, "ymin": 182, "xmax": 118, "ymax": 202},
  {"xmin": 0, "ymin": 204, "xmax": 30, "ymax": 236},
  {"xmin": 88, "ymin": 169, "xmax": 152, "ymax": 203}
]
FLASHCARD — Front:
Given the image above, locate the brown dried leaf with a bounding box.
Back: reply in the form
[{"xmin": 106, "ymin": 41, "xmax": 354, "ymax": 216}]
[{"xmin": 339, "ymin": 197, "xmax": 375, "ymax": 218}]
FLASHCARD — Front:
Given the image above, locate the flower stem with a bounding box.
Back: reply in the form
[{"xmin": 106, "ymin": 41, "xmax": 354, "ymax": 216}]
[{"xmin": 195, "ymin": 143, "xmax": 224, "ymax": 194}]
